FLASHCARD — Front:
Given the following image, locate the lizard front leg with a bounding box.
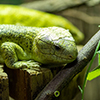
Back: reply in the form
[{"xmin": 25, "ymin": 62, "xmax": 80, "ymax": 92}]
[{"xmin": 0, "ymin": 42, "xmax": 41, "ymax": 69}]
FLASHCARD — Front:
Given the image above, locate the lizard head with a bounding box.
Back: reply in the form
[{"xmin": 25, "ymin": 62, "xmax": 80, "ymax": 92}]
[{"xmin": 34, "ymin": 27, "xmax": 78, "ymax": 66}]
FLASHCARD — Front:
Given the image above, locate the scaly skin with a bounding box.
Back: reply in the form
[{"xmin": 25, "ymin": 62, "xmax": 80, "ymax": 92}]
[{"xmin": 0, "ymin": 25, "xmax": 78, "ymax": 69}]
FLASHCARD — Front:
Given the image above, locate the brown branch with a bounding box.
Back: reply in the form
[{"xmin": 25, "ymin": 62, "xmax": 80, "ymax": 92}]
[
  {"xmin": 35, "ymin": 30, "xmax": 100, "ymax": 100},
  {"xmin": 20, "ymin": 0, "xmax": 87, "ymax": 12},
  {"xmin": 61, "ymin": 9, "xmax": 100, "ymax": 24}
]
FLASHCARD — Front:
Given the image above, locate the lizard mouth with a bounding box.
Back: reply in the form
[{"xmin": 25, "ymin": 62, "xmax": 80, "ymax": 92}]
[
  {"xmin": 38, "ymin": 53, "xmax": 77, "ymax": 65},
  {"xmin": 52, "ymin": 54, "xmax": 76, "ymax": 64},
  {"xmin": 36, "ymin": 46, "xmax": 77, "ymax": 64}
]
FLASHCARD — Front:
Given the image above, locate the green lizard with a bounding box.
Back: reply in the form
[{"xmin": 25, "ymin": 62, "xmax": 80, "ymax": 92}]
[{"xmin": 0, "ymin": 25, "xmax": 78, "ymax": 69}]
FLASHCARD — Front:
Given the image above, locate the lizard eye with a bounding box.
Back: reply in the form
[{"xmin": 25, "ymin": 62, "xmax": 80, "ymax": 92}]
[
  {"xmin": 68, "ymin": 55, "xmax": 73, "ymax": 59},
  {"xmin": 54, "ymin": 45, "xmax": 61, "ymax": 51}
]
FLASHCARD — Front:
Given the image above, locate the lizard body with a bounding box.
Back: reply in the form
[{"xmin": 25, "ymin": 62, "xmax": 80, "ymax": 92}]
[{"xmin": 0, "ymin": 25, "xmax": 78, "ymax": 69}]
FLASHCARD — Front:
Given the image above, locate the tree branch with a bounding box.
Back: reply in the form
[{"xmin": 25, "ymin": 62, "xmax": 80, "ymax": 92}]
[
  {"xmin": 35, "ymin": 30, "xmax": 100, "ymax": 100},
  {"xmin": 20, "ymin": 0, "xmax": 87, "ymax": 12},
  {"xmin": 61, "ymin": 9, "xmax": 100, "ymax": 24}
]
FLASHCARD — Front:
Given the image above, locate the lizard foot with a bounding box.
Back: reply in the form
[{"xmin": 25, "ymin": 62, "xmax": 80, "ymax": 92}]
[{"xmin": 12, "ymin": 60, "xmax": 41, "ymax": 70}]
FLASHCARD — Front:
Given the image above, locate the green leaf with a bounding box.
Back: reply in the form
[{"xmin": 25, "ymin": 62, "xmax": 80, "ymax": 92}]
[{"xmin": 87, "ymin": 66, "xmax": 100, "ymax": 81}]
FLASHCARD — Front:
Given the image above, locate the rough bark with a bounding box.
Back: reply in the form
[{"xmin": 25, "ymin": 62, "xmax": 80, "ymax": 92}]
[
  {"xmin": 4, "ymin": 66, "xmax": 53, "ymax": 100},
  {"xmin": 0, "ymin": 65, "xmax": 9, "ymax": 100}
]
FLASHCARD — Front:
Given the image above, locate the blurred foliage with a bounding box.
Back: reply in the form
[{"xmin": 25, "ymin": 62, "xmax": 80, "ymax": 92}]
[
  {"xmin": 0, "ymin": 0, "xmax": 22, "ymax": 5},
  {"xmin": 0, "ymin": 4, "xmax": 84, "ymax": 44}
]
